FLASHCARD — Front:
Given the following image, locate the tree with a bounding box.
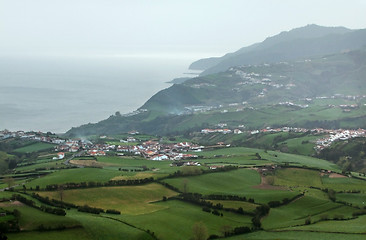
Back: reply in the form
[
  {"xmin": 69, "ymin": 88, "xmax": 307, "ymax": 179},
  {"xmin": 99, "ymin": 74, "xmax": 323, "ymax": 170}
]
[
  {"xmin": 220, "ymin": 225, "xmax": 232, "ymax": 237},
  {"xmin": 3, "ymin": 177, "xmax": 14, "ymax": 188},
  {"xmin": 183, "ymin": 179, "xmax": 189, "ymax": 194},
  {"xmin": 192, "ymin": 221, "xmax": 208, "ymax": 240},
  {"xmin": 58, "ymin": 185, "xmax": 64, "ymax": 202}
]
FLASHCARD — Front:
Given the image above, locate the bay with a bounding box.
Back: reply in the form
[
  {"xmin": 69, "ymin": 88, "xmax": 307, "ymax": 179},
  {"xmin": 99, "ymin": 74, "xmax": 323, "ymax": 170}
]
[{"xmin": 0, "ymin": 54, "xmax": 199, "ymax": 133}]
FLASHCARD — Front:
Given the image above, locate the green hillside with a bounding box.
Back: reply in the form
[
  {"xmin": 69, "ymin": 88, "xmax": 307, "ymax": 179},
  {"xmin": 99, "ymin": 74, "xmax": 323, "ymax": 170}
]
[
  {"xmin": 67, "ymin": 46, "xmax": 366, "ymax": 137},
  {"xmin": 190, "ymin": 25, "xmax": 366, "ymax": 75}
]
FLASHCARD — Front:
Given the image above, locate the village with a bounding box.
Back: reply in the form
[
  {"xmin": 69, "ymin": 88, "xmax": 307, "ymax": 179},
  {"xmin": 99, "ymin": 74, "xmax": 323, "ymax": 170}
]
[
  {"xmin": 2, "ymin": 124, "xmax": 366, "ymax": 162},
  {"xmin": 0, "ymin": 129, "xmax": 203, "ymax": 162},
  {"xmin": 200, "ymin": 125, "xmax": 366, "ymax": 152}
]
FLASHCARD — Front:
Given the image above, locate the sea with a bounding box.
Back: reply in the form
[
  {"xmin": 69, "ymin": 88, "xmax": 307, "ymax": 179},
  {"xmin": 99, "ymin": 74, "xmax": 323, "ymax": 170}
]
[{"xmin": 0, "ymin": 54, "xmax": 202, "ymax": 133}]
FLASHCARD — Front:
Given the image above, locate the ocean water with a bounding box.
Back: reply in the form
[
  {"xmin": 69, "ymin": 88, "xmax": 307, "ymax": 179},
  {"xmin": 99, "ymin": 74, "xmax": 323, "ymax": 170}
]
[{"xmin": 0, "ymin": 55, "xmax": 199, "ymax": 133}]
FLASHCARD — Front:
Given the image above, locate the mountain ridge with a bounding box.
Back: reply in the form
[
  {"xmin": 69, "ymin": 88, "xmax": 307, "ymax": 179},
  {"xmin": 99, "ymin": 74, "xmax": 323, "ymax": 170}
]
[
  {"xmin": 66, "ymin": 47, "xmax": 366, "ymax": 136},
  {"xmin": 189, "ymin": 25, "xmax": 364, "ymax": 75}
]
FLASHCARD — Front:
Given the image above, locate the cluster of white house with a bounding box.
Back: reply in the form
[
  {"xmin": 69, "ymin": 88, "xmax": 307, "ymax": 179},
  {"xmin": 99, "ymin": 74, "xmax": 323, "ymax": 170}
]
[
  {"xmin": 0, "ymin": 130, "xmax": 65, "ymax": 144},
  {"xmin": 314, "ymin": 129, "xmax": 366, "ymax": 151},
  {"xmin": 116, "ymin": 141, "xmax": 201, "ymax": 161}
]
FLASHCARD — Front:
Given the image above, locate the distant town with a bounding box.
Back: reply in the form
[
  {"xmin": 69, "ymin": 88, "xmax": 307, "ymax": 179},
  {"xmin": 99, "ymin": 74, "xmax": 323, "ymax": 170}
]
[{"xmin": 1, "ymin": 125, "xmax": 365, "ymax": 162}]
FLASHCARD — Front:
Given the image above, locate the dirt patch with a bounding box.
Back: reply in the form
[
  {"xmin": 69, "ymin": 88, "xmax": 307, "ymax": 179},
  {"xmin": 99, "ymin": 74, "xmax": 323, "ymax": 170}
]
[
  {"xmin": 69, "ymin": 160, "xmax": 102, "ymax": 168},
  {"xmin": 329, "ymin": 173, "xmax": 347, "ymax": 178},
  {"xmin": 0, "ymin": 201, "xmax": 24, "ymax": 207},
  {"xmin": 111, "ymin": 172, "xmax": 155, "ymax": 181},
  {"xmin": 253, "ymin": 174, "xmax": 287, "ymax": 190}
]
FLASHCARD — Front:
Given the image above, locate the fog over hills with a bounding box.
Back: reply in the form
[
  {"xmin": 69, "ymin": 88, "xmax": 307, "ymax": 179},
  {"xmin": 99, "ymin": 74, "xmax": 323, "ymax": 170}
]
[{"xmin": 190, "ymin": 25, "xmax": 366, "ymax": 75}]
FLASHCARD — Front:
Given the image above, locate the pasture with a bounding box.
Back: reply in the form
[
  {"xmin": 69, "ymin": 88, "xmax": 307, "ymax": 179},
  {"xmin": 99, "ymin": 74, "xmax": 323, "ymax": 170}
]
[
  {"xmin": 67, "ymin": 210, "xmax": 154, "ymax": 240},
  {"xmin": 227, "ymin": 231, "xmax": 366, "ymax": 240},
  {"xmin": 6, "ymin": 228, "xmax": 92, "ymax": 240},
  {"xmin": 37, "ymin": 183, "xmax": 178, "ymax": 215},
  {"xmin": 0, "ymin": 201, "xmax": 80, "ymax": 231},
  {"xmin": 284, "ymin": 215, "xmax": 366, "ymax": 234},
  {"xmin": 274, "ymin": 168, "xmax": 323, "ymax": 188},
  {"xmin": 114, "ymin": 200, "xmax": 252, "ymax": 240},
  {"xmin": 96, "ymin": 156, "xmax": 179, "ymax": 174},
  {"xmin": 321, "ymin": 175, "xmax": 366, "ymax": 191},
  {"xmin": 262, "ymin": 196, "xmax": 356, "ymax": 230},
  {"xmin": 207, "ymin": 200, "xmax": 259, "ymax": 212},
  {"xmin": 194, "ymin": 147, "xmax": 339, "ymax": 171},
  {"xmin": 336, "ymin": 193, "xmax": 366, "ymax": 207},
  {"xmin": 24, "ymin": 168, "xmax": 125, "ymax": 189},
  {"xmin": 162, "ymin": 169, "xmax": 297, "ymax": 204},
  {"xmin": 13, "ymin": 142, "xmax": 56, "ymax": 153}
]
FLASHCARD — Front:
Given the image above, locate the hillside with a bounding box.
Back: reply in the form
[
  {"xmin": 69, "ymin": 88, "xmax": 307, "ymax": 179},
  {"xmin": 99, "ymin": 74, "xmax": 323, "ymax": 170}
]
[
  {"xmin": 190, "ymin": 25, "xmax": 366, "ymax": 75},
  {"xmin": 66, "ymin": 48, "xmax": 366, "ymax": 136}
]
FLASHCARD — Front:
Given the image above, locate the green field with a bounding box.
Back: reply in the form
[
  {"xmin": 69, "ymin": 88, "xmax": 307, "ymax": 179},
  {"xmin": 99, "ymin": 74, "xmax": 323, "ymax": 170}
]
[
  {"xmin": 274, "ymin": 168, "xmax": 323, "ymax": 188},
  {"xmin": 0, "ymin": 202, "xmax": 80, "ymax": 231},
  {"xmin": 284, "ymin": 214, "xmax": 366, "ymax": 233},
  {"xmin": 37, "ymin": 183, "xmax": 178, "ymax": 215},
  {"xmin": 163, "ymin": 169, "xmax": 297, "ymax": 203},
  {"xmin": 24, "ymin": 168, "xmax": 126, "ymax": 188},
  {"xmin": 262, "ymin": 196, "xmax": 356, "ymax": 230},
  {"xmin": 7, "ymin": 228, "xmax": 92, "ymax": 240},
  {"xmin": 15, "ymin": 159, "xmax": 65, "ymax": 172},
  {"xmin": 115, "ymin": 200, "xmax": 252, "ymax": 240},
  {"xmin": 14, "ymin": 142, "xmax": 56, "ymax": 153},
  {"xmin": 68, "ymin": 210, "xmax": 154, "ymax": 240},
  {"xmin": 96, "ymin": 156, "xmax": 179, "ymax": 174},
  {"xmin": 194, "ymin": 147, "xmax": 339, "ymax": 171},
  {"xmin": 226, "ymin": 230, "xmax": 366, "ymax": 240},
  {"xmin": 336, "ymin": 193, "xmax": 366, "ymax": 207},
  {"xmin": 279, "ymin": 135, "xmax": 318, "ymax": 155},
  {"xmin": 2, "ymin": 142, "xmax": 366, "ymax": 240},
  {"xmin": 321, "ymin": 175, "xmax": 366, "ymax": 191},
  {"xmin": 208, "ymin": 200, "xmax": 259, "ymax": 212}
]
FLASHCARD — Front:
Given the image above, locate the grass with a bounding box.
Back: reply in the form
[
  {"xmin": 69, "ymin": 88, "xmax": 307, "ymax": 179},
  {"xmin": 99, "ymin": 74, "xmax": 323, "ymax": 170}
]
[
  {"xmin": 207, "ymin": 200, "xmax": 259, "ymax": 212},
  {"xmin": 96, "ymin": 156, "xmax": 179, "ymax": 174},
  {"xmin": 262, "ymin": 196, "xmax": 355, "ymax": 230},
  {"xmin": 198, "ymin": 156, "xmax": 272, "ymax": 167},
  {"xmin": 274, "ymin": 168, "xmax": 323, "ymax": 188},
  {"xmin": 67, "ymin": 210, "xmax": 154, "ymax": 240},
  {"xmin": 194, "ymin": 147, "xmax": 260, "ymax": 158},
  {"xmin": 226, "ymin": 230, "xmax": 366, "ymax": 240},
  {"xmin": 106, "ymin": 141, "xmax": 139, "ymax": 146},
  {"xmin": 280, "ymin": 135, "xmax": 318, "ymax": 155},
  {"xmin": 321, "ymin": 175, "xmax": 366, "ymax": 191},
  {"xmin": 24, "ymin": 168, "xmax": 125, "ymax": 189},
  {"xmin": 162, "ymin": 169, "xmax": 297, "ymax": 204},
  {"xmin": 13, "ymin": 142, "xmax": 56, "ymax": 153},
  {"xmin": 336, "ymin": 193, "xmax": 366, "ymax": 207},
  {"xmin": 262, "ymin": 150, "xmax": 339, "ymax": 171},
  {"xmin": 15, "ymin": 159, "xmax": 65, "ymax": 172},
  {"xmin": 194, "ymin": 147, "xmax": 339, "ymax": 171},
  {"xmin": 163, "ymin": 168, "xmax": 260, "ymax": 194},
  {"xmin": 284, "ymin": 215, "xmax": 366, "ymax": 234},
  {"xmin": 0, "ymin": 202, "xmax": 80, "ymax": 231},
  {"xmin": 7, "ymin": 228, "xmax": 92, "ymax": 240},
  {"xmin": 110, "ymin": 172, "xmax": 158, "ymax": 181},
  {"xmin": 114, "ymin": 199, "xmax": 252, "ymax": 240},
  {"xmin": 37, "ymin": 183, "xmax": 178, "ymax": 215}
]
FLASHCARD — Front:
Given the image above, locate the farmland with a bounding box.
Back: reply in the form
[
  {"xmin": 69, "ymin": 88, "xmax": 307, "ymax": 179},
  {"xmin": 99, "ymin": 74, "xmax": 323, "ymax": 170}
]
[{"xmin": 1, "ymin": 138, "xmax": 366, "ymax": 240}]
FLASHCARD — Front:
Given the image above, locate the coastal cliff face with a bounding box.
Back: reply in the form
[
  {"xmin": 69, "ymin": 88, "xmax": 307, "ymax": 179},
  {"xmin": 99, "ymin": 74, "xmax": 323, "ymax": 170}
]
[{"xmin": 66, "ymin": 25, "xmax": 366, "ymax": 137}]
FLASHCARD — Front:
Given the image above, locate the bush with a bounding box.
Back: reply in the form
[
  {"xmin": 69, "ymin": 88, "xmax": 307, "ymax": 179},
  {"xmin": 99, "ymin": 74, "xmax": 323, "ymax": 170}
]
[
  {"xmin": 106, "ymin": 209, "xmax": 121, "ymax": 215},
  {"xmin": 77, "ymin": 205, "xmax": 104, "ymax": 214}
]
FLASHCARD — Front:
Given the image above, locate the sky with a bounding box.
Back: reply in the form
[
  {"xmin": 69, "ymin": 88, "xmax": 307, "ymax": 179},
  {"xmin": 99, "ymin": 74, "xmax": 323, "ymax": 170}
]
[{"xmin": 1, "ymin": 0, "xmax": 366, "ymax": 59}]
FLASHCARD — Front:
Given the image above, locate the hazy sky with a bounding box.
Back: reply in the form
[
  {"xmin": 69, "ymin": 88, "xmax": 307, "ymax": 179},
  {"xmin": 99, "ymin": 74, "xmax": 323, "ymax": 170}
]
[{"xmin": 1, "ymin": 0, "xmax": 366, "ymax": 58}]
